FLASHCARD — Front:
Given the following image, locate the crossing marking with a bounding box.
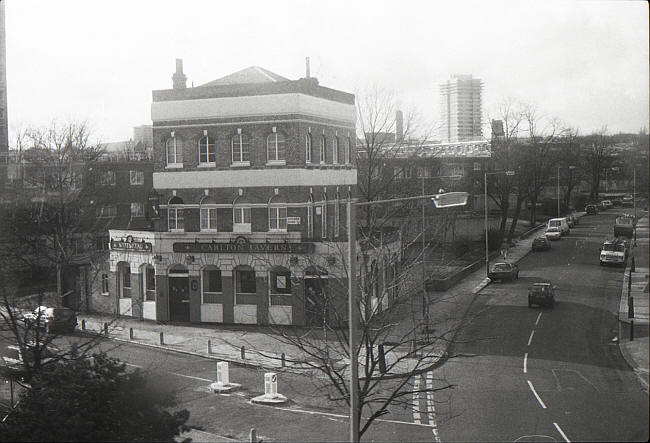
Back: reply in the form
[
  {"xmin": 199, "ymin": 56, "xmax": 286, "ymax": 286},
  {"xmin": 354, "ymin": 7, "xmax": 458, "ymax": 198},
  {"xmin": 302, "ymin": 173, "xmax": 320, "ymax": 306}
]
[
  {"xmin": 426, "ymin": 371, "xmax": 441, "ymax": 442},
  {"xmin": 553, "ymin": 422, "xmax": 571, "ymax": 442},
  {"xmin": 527, "ymin": 330, "xmax": 535, "ymax": 346},
  {"xmin": 523, "ymin": 353, "xmax": 528, "ymax": 374},
  {"xmin": 412, "ymin": 374, "xmax": 421, "ymax": 424},
  {"xmin": 527, "ymin": 380, "xmax": 547, "ymax": 409}
]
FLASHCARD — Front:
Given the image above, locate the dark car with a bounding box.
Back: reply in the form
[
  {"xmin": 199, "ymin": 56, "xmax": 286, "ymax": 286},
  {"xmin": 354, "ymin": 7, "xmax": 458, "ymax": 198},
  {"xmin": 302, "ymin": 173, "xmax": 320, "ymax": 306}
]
[
  {"xmin": 528, "ymin": 282, "xmax": 555, "ymax": 308},
  {"xmin": 23, "ymin": 306, "xmax": 77, "ymax": 334},
  {"xmin": 585, "ymin": 204, "xmax": 598, "ymax": 215},
  {"xmin": 488, "ymin": 262, "xmax": 520, "ymax": 282},
  {"xmin": 611, "ymin": 199, "xmax": 622, "ymax": 207},
  {"xmin": 532, "ymin": 236, "xmax": 552, "ymax": 251}
]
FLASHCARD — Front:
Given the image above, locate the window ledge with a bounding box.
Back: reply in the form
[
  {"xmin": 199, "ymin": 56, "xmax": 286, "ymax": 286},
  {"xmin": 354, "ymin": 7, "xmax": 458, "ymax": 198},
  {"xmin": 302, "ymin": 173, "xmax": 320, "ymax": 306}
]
[
  {"xmin": 267, "ymin": 229, "xmax": 289, "ymax": 234},
  {"xmin": 165, "ymin": 164, "xmax": 184, "ymax": 169},
  {"xmin": 169, "ymin": 229, "xmax": 185, "ymax": 233},
  {"xmin": 230, "ymin": 161, "xmax": 251, "ymax": 168},
  {"xmin": 197, "ymin": 163, "xmax": 216, "ymax": 168},
  {"xmin": 266, "ymin": 160, "xmax": 286, "ymax": 166},
  {"xmin": 200, "ymin": 229, "xmax": 218, "ymax": 233},
  {"xmin": 101, "ymin": 292, "xmax": 109, "ymax": 297}
]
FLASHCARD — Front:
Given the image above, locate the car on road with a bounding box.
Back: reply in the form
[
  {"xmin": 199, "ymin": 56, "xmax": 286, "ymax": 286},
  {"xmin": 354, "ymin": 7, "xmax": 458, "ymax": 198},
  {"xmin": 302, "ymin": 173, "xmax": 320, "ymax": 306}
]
[
  {"xmin": 566, "ymin": 215, "xmax": 576, "ymax": 227},
  {"xmin": 528, "ymin": 282, "xmax": 556, "ymax": 308},
  {"xmin": 23, "ymin": 306, "xmax": 77, "ymax": 334},
  {"xmin": 546, "ymin": 217, "xmax": 570, "ymax": 235},
  {"xmin": 622, "ymin": 195, "xmax": 634, "ymax": 207},
  {"xmin": 532, "ymin": 236, "xmax": 552, "ymax": 251},
  {"xmin": 614, "ymin": 216, "xmax": 635, "ymax": 237},
  {"xmin": 545, "ymin": 226, "xmax": 562, "ymax": 241},
  {"xmin": 585, "ymin": 204, "xmax": 599, "ymax": 215},
  {"xmin": 600, "ymin": 200, "xmax": 613, "ymax": 210},
  {"xmin": 599, "ymin": 238, "xmax": 629, "ymax": 267},
  {"xmin": 488, "ymin": 262, "xmax": 520, "ymax": 282},
  {"xmin": 611, "ymin": 198, "xmax": 622, "ymax": 207}
]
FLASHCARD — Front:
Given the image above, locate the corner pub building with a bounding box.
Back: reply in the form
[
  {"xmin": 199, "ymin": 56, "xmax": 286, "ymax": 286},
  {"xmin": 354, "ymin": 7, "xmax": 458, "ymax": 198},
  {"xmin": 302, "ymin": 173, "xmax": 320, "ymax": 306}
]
[{"xmin": 105, "ymin": 60, "xmax": 374, "ymax": 326}]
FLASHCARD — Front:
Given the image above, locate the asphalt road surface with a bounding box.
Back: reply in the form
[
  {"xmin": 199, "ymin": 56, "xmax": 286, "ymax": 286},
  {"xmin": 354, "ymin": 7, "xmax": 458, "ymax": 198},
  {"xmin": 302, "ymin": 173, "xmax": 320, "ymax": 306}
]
[{"xmin": 435, "ymin": 210, "xmax": 649, "ymax": 442}]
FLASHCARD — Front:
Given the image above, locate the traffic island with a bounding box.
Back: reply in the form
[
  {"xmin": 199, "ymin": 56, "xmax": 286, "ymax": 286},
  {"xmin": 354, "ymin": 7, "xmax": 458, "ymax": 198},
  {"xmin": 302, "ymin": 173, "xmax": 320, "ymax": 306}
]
[
  {"xmin": 250, "ymin": 372, "xmax": 288, "ymax": 405},
  {"xmin": 210, "ymin": 362, "xmax": 241, "ymax": 393}
]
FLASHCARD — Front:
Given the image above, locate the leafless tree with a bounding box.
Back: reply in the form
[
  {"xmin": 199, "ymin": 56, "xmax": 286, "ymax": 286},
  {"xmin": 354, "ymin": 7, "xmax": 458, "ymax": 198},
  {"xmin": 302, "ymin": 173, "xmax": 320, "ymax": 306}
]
[{"xmin": 583, "ymin": 126, "xmax": 615, "ymax": 201}]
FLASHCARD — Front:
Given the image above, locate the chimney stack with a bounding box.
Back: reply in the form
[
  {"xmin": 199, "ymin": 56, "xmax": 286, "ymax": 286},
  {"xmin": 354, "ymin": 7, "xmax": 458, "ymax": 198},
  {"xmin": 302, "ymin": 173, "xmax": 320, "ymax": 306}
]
[
  {"xmin": 172, "ymin": 58, "xmax": 187, "ymax": 90},
  {"xmin": 396, "ymin": 110, "xmax": 404, "ymax": 142},
  {"xmin": 305, "ymin": 57, "xmax": 310, "ymax": 79}
]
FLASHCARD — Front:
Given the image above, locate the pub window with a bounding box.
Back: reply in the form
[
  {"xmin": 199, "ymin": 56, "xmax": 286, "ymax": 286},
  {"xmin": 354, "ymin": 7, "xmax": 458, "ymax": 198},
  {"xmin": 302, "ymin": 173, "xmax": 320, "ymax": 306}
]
[
  {"xmin": 266, "ymin": 132, "xmax": 286, "ymax": 163},
  {"xmin": 99, "ymin": 170, "xmax": 115, "ymax": 185},
  {"xmin": 231, "ymin": 132, "xmax": 250, "ymax": 164},
  {"xmin": 321, "ymin": 204, "xmax": 327, "ymax": 239},
  {"xmin": 233, "ymin": 206, "xmax": 251, "ymax": 233},
  {"xmin": 305, "ymin": 133, "xmax": 313, "ymax": 163},
  {"xmin": 333, "ymin": 137, "xmax": 340, "ymax": 164},
  {"xmin": 131, "ymin": 202, "xmax": 145, "ymax": 217},
  {"xmin": 270, "ymin": 268, "xmax": 291, "ymax": 294},
  {"xmin": 200, "ymin": 207, "xmax": 218, "ymax": 231},
  {"xmin": 236, "ymin": 268, "xmax": 256, "ymax": 294},
  {"xmin": 319, "ymin": 135, "xmax": 327, "ymax": 163},
  {"xmin": 198, "ymin": 135, "xmax": 216, "ymax": 165},
  {"xmin": 165, "ymin": 137, "xmax": 183, "ymax": 166},
  {"xmin": 168, "ymin": 196, "xmax": 184, "ymax": 232},
  {"xmin": 202, "ymin": 267, "xmax": 222, "ymax": 304}
]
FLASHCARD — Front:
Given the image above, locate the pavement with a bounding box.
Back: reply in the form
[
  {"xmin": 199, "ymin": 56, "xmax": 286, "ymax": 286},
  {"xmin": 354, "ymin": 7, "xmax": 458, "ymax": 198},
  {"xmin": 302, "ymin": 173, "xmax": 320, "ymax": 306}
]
[{"xmin": 617, "ymin": 214, "xmax": 649, "ymax": 392}]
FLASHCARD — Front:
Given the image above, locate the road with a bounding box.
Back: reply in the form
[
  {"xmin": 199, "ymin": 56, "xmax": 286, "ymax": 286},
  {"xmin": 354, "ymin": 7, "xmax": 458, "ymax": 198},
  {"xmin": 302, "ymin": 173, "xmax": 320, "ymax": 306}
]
[{"xmin": 433, "ymin": 210, "xmax": 649, "ymax": 442}]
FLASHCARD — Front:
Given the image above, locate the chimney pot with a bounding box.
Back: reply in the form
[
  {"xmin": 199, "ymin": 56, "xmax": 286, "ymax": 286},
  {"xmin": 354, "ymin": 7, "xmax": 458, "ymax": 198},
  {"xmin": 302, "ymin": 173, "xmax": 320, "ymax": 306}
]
[{"xmin": 172, "ymin": 58, "xmax": 187, "ymax": 90}]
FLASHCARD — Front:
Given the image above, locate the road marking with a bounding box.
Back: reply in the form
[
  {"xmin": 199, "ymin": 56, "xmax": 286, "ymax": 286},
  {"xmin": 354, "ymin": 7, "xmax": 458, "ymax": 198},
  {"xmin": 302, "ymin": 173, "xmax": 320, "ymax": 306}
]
[
  {"xmin": 412, "ymin": 375, "xmax": 421, "ymax": 424},
  {"xmin": 535, "ymin": 313, "xmax": 542, "ymax": 326},
  {"xmin": 553, "ymin": 422, "xmax": 571, "ymax": 442},
  {"xmin": 523, "ymin": 353, "xmax": 528, "ymax": 374},
  {"xmin": 527, "ymin": 330, "xmax": 535, "ymax": 346},
  {"xmin": 527, "ymin": 380, "xmax": 547, "ymax": 409},
  {"xmin": 125, "ymin": 362, "xmax": 212, "ymax": 383},
  {"xmin": 426, "ymin": 371, "xmax": 441, "ymax": 442},
  {"xmin": 256, "ymin": 404, "xmax": 436, "ymax": 428}
]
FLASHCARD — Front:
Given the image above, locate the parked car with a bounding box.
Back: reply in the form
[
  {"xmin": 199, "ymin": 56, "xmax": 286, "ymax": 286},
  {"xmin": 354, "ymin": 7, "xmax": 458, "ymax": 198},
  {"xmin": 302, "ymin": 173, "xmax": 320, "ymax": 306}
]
[
  {"xmin": 23, "ymin": 306, "xmax": 77, "ymax": 334},
  {"xmin": 528, "ymin": 282, "xmax": 556, "ymax": 308},
  {"xmin": 600, "ymin": 200, "xmax": 613, "ymax": 210},
  {"xmin": 566, "ymin": 215, "xmax": 575, "ymax": 228},
  {"xmin": 599, "ymin": 238, "xmax": 629, "ymax": 267},
  {"xmin": 532, "ymin": 236, "xmax": 552, "ymax": 251},
  {"xmin": 488, "ymin": 262, "xmax": 520, "ymax": 282},
  {"xmin": 622, "ymin": 195, "xmax": 634, "ymax": 207},
  {"xmin": 611, "ymin": 199, "xmax": 622, "ymax": 207},
  {"xmin": 545, "ymin": 226, "xmax": 562, "ymax": 241},
  {"xmin": 585, "ymin": 204, "xmax": 599, "ymax": 215},
  {"xmin": 546, "ymin": 217, "xmax": 570, "ymax": 235}
]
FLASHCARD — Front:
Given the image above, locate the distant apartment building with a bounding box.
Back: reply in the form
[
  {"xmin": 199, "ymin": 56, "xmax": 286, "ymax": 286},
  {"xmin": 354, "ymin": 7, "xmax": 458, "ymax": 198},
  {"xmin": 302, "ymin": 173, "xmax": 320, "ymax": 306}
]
[
  {"xmin": 133, "ymin": 125, "xmax": 153, "ymax": 150},
  {"xmin": 440, "ymin": 74, "xmax": 483, "ymax": 143}
]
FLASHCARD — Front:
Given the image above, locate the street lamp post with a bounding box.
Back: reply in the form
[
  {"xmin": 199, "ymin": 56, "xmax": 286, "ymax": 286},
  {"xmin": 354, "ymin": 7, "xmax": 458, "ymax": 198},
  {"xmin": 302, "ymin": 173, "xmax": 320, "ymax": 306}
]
[
  {"xmin": 484, "ymin": 170, "xmax": 514, "ymax": 277},
  {"xmin": 346, "ymin": 190, "xmax": 468, "ymax": 442}
]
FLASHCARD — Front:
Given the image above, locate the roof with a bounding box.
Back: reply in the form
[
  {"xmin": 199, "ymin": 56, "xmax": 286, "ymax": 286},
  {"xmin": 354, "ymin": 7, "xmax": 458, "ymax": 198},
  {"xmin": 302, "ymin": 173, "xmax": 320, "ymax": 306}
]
[{"xmin": 200, "ymin": 66, "xmax": 290, "ymax": 87}]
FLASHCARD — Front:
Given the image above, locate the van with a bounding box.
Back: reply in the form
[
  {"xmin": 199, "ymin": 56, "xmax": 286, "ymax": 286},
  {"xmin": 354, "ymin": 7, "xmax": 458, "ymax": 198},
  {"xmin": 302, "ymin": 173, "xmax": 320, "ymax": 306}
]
[{"xmin": 546, "ymin": 217, "xmax": 570, "ymax": 236}]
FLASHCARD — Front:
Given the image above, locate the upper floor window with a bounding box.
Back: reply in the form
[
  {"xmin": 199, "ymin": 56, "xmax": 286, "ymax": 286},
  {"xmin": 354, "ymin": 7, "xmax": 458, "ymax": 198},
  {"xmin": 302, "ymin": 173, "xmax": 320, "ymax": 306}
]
[
  {"xmin": 305, "ymin": 133, "xmax": 313, "ymax": 163},
  {"xmin": 269, "ymin": 206, "xmax": 288, "ymax": 231},
  {"xmin": 101, "ymin": 273, "xmax": 109, "ymax": 294},
  {"xmin": 345, "ymin": 138, "xmax": 351, "ymax": 164},
  {"xmin": 333, "ymin": 137, "xmax": 340, "ymax": 164},
  {"xmin": 233, "ymin": 206, "xmax": 251, "ymax": 233},
  {"xmin": 198, "ymin": 135, "xmax": 216, "ymax": 165},
  {"xmin": 130, "ymin": 202, "xmax": 145, "ymax": 217},
  {"xmin": 99, "ymin": 170, "xmax": 115, "ymax": 186},
  {"xmin": 320, "ymin": 135, "xmax": 327, "ymax": 163},
  {"xmin": 231, "ymin": 132, "xmax": 250, "ymax": 165},
  {"xmin": 166, "ymin": 137, "xmax": 183, "ymax": 167},
  {"xmin": 168, "ymin": 196, "xmax": 184, "ymax": 232},
  {"xmin": 266, "ymin": 132, "xmax": 286, "ymax": 164},
  {"xmin": 130, "ymin": 170, "xmax": 144, "ymax": 185},
  {"xmin": 200, "ymin": 207, "xmax": 217, "ymax": 231},
  {"xmin": 97, "ymin": 205, "xmax": 117, "ymax": 218}
]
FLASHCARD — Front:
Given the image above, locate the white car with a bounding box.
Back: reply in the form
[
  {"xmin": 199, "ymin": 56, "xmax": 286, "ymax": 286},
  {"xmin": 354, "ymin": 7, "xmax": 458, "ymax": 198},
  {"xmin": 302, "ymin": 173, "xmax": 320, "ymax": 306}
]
[{"xmin": 545, "ymin": 226, "xmax": 562, "ymax": 240}]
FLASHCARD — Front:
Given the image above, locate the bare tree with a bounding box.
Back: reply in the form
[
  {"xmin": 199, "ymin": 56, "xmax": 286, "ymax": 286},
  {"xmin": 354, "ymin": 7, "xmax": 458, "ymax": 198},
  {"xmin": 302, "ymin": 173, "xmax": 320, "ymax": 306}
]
[{"xmin": 583, "ymin": 126, "xmax": 614, "ymax": 201}]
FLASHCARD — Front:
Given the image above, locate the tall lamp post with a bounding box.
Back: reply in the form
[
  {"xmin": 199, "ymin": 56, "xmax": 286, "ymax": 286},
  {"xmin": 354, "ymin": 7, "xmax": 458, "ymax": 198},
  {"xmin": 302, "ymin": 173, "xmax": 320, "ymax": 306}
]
[
  {"xmin": 347, "ymin": 190, "xmax": 468, "ymax": 442},
  {"xmin": 557, "ymin": 165, "xmax": 576, "ymax": 218},
  {"xmin": 485, "ymin": 170, "xmax": 515, "ymax": 277}
]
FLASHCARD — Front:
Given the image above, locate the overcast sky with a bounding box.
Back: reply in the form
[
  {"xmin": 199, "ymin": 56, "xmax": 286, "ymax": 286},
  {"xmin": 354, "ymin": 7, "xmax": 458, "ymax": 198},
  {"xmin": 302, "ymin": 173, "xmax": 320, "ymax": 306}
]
[{"xmin": 4, "ymin": 0, "xmax": 649, "ymax": 144}]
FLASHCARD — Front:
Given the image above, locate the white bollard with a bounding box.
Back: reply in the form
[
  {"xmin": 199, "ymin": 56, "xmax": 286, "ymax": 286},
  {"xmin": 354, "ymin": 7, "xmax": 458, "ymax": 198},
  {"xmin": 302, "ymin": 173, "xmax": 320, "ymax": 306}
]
[
  {"xmin": 252, "ymin": 372, "xmax": 287, "ymax": 404},
  {"xmin": 209, "ymin": 361, "xmax": 240, "ymax": 393},
  {"xmin": 217, "ymin": 362, "xmax": 229, "ymax": 385},
  {"xmin": 264, "ymin": 372, "xmax": 278, "ymax": 395}
]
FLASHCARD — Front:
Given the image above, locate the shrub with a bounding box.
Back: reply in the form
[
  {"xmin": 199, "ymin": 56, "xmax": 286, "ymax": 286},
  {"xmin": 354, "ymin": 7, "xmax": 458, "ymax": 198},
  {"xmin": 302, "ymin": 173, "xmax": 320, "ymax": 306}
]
[{"xmin": 452, "ymin": 237, "xmax": 474, "ymax": 258}]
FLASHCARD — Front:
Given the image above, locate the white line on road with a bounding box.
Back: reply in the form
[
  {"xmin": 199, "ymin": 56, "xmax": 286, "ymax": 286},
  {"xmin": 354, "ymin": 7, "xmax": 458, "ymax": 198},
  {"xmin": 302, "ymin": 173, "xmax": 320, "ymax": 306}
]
[
  {"xmin": 523, "ymin": 353, "xmax": 528, "ymax": 374},
  {"xmin": 426, "ymin": 371, "xmax": 441, "ymax": 442},
  {"xmin": 526, "ymin": 380, "xmax": 547, "ymax": 409},
  {"xmin": 527, "ymin": 330, "xmax": 535, "ymax": 346},
  {"xmin": 535, "ymin": 313, "xmax": 542, "ymax": 326},
  {"xmin": 553, "ymin": 422, "xmax": 571, "ymax": 442},
  {"xmin": 412, "ymin": 375, "xmax": 421, "ymax": 424},
  {"xmin": 125, "ymin": 362, "xmax": 212, "ymax": 383},
  {"xmin": 257, "ymin": 404, "xmax": 436, "ymax": 428}
]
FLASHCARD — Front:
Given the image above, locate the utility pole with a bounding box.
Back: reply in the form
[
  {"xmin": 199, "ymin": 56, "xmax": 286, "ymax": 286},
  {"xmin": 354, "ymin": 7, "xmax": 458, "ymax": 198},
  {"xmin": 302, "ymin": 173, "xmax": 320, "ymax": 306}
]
[{"xmin": 346, "ymin": 200, "xmax": 359, "ymax": 442}]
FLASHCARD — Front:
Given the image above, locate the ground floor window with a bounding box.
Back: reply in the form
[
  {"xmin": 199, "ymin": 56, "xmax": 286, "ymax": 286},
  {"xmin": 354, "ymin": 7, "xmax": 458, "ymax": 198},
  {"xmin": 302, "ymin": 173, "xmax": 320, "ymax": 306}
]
[
  {"xmin": 145, "ymin": 266, "xmax": 156, "ymax": 301},
  {"xmin": 236, "ymin": 268, "xmax": 256, "ymax": 294},
  {"xmin": 270, "ymin": 268, "xmax": 291, "ymax": 294},
  {"xmin": 101, "ymin": 273, "xmax": 109, "ymax": 294},
  {"xmin": 202, "ymin": 267, "xmax": 222, "ymax": 303}
]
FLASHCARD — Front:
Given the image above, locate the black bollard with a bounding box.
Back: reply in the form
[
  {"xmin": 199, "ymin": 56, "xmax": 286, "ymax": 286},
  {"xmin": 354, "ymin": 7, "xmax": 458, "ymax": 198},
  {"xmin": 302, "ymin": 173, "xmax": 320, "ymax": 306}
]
[
  {"xmin": 241, "ymin": 346, "xmax": 246, "ymax": 360},
  {"xmin": 630, "ymin": 320, "xmax": 635, "ymax": 341},
  {"xmin": 628, "ymin": 296, "xmax": 635, "ymax": 319},
  {"xmin": 631, "ymin": 256, "xmax": 636, "ymax": 273},
  {"xmin": 281, "ymin": 352, "xmax": 286, "ymax": 368},
  {"xmin": 159, "ymin": 332, "xmax": 164, "ymax": 345},
  {"xmin": 81, "ymin": 319, "xmax": 86, "ymax": 331},
  {"xmin": 104, "ymin": 322, "xmax": 108, "ymax": 335},
  {"xmin": 129, "ymin": 328, "xmax": 134, "ymax": 340},
  {"xmin": 378, "ymin": 344, "xmax": 387, "ymax": 374},
  {"xmin": 207, "ymin": 339, "xmax": 212, "ymax": 354}
]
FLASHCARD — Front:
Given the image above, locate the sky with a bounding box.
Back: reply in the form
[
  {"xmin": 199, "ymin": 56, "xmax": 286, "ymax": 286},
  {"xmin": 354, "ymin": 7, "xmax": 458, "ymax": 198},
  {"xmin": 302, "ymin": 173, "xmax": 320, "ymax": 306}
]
[{"xmin": 4, "ymin": 0, "xmax": 649, "ymax": 144}]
